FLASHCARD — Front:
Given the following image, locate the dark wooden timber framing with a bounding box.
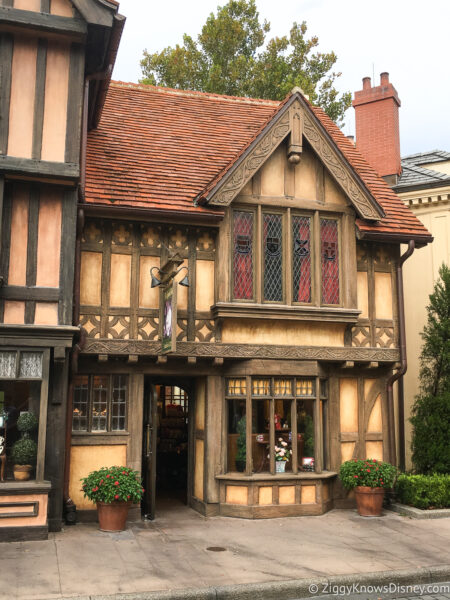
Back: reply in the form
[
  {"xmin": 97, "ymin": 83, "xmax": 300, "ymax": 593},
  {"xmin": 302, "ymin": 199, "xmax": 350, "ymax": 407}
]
[
  {"xmin": 32, "ymin": 39, "xmax": 48, "ymax": 162},
  {"xmin": 40, "ymin": 0, "xmax": 50, "ymax": 13},
  {"xmin": 1, "ymin": 286, "xmax": 59, "ymax": 302},
  {"xmin": 0, "ymin": 7, "xmax": 87, "ymax": 37},
  {"xmin": 25, "ymin": 188, "xmax": 39, "ymax": 324},
  {"xmin": 59, "ymin": 190, "xmax": 77, "ymax": 325},
  {"xmin": 187, "ymin": 233, "xmax": 196, "ymax": 341},
  {"xmin": 0, "ymin": 184, "xmax": 12, "ymax": 322},
  {"xmin": 0, "ymin": 177, "xmax": 4, "ymax": 274},
  {"xmin": 65, "ymin": 43, "xmax": 85, "ymax": 164},
  {"xmin": 0, "ymin": 32, "xmax": 13, "ymax": 155},
  {"xmin": 0, "ymin": 156, "xmax": 79, "ymax": 180},
  {"xmin": 82, "ymin": 339, "xmax": 399, "ymax": 363},
  {"xmin": 1, "ymin": 0, "xmax": 13, "ymax": 8}
]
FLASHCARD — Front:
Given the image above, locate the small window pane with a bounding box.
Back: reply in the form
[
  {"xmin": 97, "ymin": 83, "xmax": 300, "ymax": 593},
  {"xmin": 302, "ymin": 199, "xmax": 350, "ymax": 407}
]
[
  {"xmin": 73, "ymin": 376, "xmax": 89, "ymax": 432},
  {"xmin": 111, "ymin": 375, "xmax": 127, "ymax": 431},
  {"xmin": 263, "ymin": 214, "xmax": 283, "ymax": 301},
  {"xmin": 274, "ymin": 379, "xmax": 292, "ymax": 396},
  {"xmin": 227, "ymin": 378, "xmax": 246, "ymax": 396},
  {"xmin": 252, "ymin": 399, "xmax": 270, "ymax": 473},
  {"xmin": 321, "ymin": 218, "xmax": 339, "ymax": 304},
  {"xmin": 227, "ymin": 399, "xmax": 246, "ymax": 472},
  {"xmin": 296, "ymin": 379, "xmax": 314, "ymax": 397},
  {"xmin": 252, "ymin": 378, "xmax": 270, "ymax": 396},
  {"xmin": 275, "ymin": 399, "xmax": 293, "ymax": 472},
  {"xmin": 233, "ymin": 211, "xmax": 253, "ymax": 300},
  {"xmin": 92, "ymin": 376, "xmax": 108, "ymax": 431},
  {"xmin": 292, "ymin": 216, "xmax": 311, "ymax": 302},
  {"xmin": 297, "ymin": 399, "xmax": 315, "ymax": 471},
  {"xmin": 0, "ymin": 352, "xmax": 17, "ymax": 378},
  {"xmin": 19, "ymin": 352, "xmax": 43, "ymax": 379}
]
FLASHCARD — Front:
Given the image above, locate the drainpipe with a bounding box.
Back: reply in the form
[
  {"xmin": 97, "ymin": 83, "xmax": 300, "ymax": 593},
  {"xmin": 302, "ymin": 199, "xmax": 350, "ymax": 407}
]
[{"xmin": 386, "ymin": 240, "xmax": 415, "ymax": 470}]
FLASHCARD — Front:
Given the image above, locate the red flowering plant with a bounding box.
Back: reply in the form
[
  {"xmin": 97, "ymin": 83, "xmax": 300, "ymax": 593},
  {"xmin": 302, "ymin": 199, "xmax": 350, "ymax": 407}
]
[
  {"xmin": 81, "ymin": 466, "xmax": 144, "ymax": 504},
  {"xmin": 339, "ymin": 458, "xmax": 397, "ymax": 490}
]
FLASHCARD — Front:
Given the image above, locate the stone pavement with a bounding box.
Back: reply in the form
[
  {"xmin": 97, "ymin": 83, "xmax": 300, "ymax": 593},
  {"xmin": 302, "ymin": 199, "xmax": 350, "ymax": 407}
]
[{"xmin": 0, "ymin": 500, "xmax": 449, "ymax": 600}]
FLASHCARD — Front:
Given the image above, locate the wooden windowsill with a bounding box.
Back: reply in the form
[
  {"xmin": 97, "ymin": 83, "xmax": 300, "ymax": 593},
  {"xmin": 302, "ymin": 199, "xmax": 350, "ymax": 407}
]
[
  {"xmin": 212, "ymin": 303, "xmax": 360, "ymax": 324},
  {"xmin": 0, "ymin": 480, "xmax": 51, "ymax": 495},
  {"xmin": 71, "ymin": 432, "xmax": 130, "ymax": 446},
  {"xmin": 216, "ymin": 471, "xmax": 337, "ymax": 482}
]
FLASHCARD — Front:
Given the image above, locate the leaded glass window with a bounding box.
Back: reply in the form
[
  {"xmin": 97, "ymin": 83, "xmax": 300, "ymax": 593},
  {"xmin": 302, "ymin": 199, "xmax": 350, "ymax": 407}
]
[
  {"xmin": 112, "ymin": 375, "xmax": 127, "ymax": 431},
  {"xmin": 321, "ymin": 218, "xmax": 339, "ymax": 304},
  {"xmin": 0, "ymin": 352, "xmax": 17, "ymax": 378},
  {"xmin": 72, "ymin": 374, "xmax": 128, "ymax": 433},
  {"xmin": 263, "ymin": 213, "xmax": 282, "ymax": 302},
  {"xmin": 292, "ymin": 216, "xmax": 311, "ymax": 303},
  {"xmin": 19, "ymin": 352, "xmax": 43, "ymax": 379},
  {"xmin": 233, "ymin": 211, "xmax": 253, "ymax": 300},
  {"xmin": 73, "ymin": 376, "xmax": 89, "ymax": 432}
]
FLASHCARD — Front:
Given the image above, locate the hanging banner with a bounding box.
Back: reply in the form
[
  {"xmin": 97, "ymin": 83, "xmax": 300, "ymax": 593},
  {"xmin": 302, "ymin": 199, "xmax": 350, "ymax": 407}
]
[{"xmin": 161, "ymin": 281, "xmax": 177, "ymax": 354}]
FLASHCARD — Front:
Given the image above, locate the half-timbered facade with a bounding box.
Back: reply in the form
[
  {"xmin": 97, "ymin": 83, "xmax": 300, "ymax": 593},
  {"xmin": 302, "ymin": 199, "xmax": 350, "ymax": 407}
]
[
  {"xmin": 0, "ymin": 0, "xmax": 124, "ymax": 540},
  {"xmin": 70, "ymin": 82, "xmax": 432, "ymax": 520},
  {"xmin": 0, "ymin": 0, "xmax": 433, "ymax": 535}
]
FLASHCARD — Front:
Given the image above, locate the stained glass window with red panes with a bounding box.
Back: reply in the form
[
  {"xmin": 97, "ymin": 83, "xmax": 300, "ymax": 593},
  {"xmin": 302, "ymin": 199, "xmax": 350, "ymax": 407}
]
[
  {"xmin": 233, "ymin": 211, "xmax": 254, "ymax": 300},
  {"xmin": 320, "ymin": 218, "xmax": 339, "ymax": 304},
  {"xmin": 292, "ymin": 215, "xmax": 311, "ymax": 302}
]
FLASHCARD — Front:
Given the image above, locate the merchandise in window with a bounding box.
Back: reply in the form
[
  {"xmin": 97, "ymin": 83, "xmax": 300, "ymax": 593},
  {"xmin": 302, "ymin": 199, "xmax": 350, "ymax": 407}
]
[
  {"xmin": 72, "ymin": 374, "xmax": 128, "ymax": 433},
  {"xmin": 225, "ymin": 376, "xmax": 328, "ymax": 474}
]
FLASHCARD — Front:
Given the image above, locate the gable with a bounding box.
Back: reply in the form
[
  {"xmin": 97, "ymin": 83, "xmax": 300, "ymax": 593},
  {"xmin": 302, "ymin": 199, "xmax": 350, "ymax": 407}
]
[
  {"xmin": 237, "ymin": 140, "xmax": 351, "ymax": 212},
  {"xmin": 203, "ymin": 94, "xmax": 384, "ymax": 222}
]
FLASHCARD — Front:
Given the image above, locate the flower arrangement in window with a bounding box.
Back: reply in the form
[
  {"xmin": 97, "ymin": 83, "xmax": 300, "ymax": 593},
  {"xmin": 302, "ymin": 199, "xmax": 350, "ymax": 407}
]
[{"xmin": 273, "ymin": 438, "xmax": 291, "ymax": 473}]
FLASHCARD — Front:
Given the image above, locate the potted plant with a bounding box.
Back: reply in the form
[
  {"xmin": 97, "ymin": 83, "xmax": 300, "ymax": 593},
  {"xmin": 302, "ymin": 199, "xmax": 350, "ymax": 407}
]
[
  {"xmin": 274, "ymin": 437, "xmax": 291, "ymax": 473},
  {"xmin": 11, "ymin": 412, "xmax": 38, "ymax": 481},
  {"xmin": 339, "ymin": 458, "xmax": 397, "ymax": 516},
  {"xmin": 81, "ymin": 466, "xmax": 144, "ymax": 532},
  {"xmin": 235, "ymin": 416, "xmax": 246, "ymax": 472}
]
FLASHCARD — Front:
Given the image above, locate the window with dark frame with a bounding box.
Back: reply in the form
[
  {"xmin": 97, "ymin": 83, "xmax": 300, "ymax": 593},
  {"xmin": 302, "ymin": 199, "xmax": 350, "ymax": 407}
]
[
  {"xmin": 225, "ymin": 376, "xmax": 328, "ymax": 475},
  {"xmin": 72, "ymin": 374, "xmax": 128, "ymax": 433},
  {"xmin": 232, "ymin": 208, "xmax": 340, "ymax": 305}
]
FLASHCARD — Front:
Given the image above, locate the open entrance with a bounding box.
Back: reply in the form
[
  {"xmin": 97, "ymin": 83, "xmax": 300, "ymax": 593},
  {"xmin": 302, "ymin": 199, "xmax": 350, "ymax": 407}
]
[{"xmin": 142, "ymin": 379, "xmax": 192, "ymax": 519}]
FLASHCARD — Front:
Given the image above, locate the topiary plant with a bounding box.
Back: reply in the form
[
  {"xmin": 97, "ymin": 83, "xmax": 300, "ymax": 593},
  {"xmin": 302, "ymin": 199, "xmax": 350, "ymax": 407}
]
[
  {"xmin": 17, "ymin": 412, "xmax": 38, "ymax": 433},
  {"xmin": 11, "ymin": 437, "xmax": 37, "ymax": 466}
]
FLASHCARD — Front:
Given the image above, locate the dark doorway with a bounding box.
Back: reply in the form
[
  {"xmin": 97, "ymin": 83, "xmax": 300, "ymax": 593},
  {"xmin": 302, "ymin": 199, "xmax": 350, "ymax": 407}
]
[{"xmin": 142, "ymin": 379, "xmax": 192, "ymax": 519}]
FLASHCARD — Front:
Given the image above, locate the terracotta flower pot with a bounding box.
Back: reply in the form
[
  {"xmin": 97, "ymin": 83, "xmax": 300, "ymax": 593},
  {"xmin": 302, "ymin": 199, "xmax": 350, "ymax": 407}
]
[
  {"xmin": 354, "ymin": 486, "xmax": 385, "ymax": 516},
  {"xmin": 14, "ymin": 465, "xmax": 32, "ymax": 481},
  {"xmin": 96, "ymin": 501, "xmax": 131, "ymax": 532}
]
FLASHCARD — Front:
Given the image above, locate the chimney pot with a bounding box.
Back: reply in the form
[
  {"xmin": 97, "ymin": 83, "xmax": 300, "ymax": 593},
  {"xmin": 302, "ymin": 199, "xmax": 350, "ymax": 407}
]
[
  {"xmin": 362, "ymin": 77, "xmax": 371, "ymax": 90},
  {"xmin": 380, "ymin": 72, "xmax": 389, "ymax": 86}
]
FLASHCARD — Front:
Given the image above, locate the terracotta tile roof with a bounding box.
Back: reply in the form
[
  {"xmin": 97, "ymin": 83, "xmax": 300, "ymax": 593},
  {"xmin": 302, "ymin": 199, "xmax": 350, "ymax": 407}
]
[
  {"xmin": 86, "ymin": 82, "xmax": 278, "ymax": 217},
  {"xmin": 308, "ymin": 106, "xmax": 432, "ymax": 242},
  {"xmin": 86, "ymin": 82, "xmax": 432, "ymax": 242}
]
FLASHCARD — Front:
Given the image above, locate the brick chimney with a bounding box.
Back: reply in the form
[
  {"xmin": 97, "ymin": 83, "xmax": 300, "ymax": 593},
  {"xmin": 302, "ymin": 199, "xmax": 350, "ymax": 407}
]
[{"xmin": 353, "ymin": 72, "xmax": 401, "ymax": 184}]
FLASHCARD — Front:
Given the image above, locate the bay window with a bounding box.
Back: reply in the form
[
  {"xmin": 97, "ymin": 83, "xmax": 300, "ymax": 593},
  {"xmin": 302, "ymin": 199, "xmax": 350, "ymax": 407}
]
[
  {"xmin": 232, "ymin": 208, "xmax": 340, "ymax": 306},
  {"xmin": 226, "ymin": 376, "xmax": 328, "ymax": 475}
]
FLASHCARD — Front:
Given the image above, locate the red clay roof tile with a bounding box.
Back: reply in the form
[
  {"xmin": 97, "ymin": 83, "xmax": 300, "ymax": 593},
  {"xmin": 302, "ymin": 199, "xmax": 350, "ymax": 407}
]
[{"xmin": 85, "ymin": 82, "xmax": 431, "ymax": 242}]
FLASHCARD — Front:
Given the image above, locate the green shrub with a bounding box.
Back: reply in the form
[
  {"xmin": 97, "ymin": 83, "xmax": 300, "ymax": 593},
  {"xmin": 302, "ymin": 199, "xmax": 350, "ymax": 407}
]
[
  {"xmin": 236, "ymin": 416, "xmax": 246, "ymax": 463},
  {"xmin": 81, "ymin": 466, "xmax": 144, "ymax": 504},
  {"xmin": 339, "ymin": 458, "xmax": 397, "ymax": 489},
  {"xmin": 11, "ymin": 437, "xmax": 37, "ymax": 465},
  {"xmin": 410, "ymin": 392, "xmax": 450, "ymax": 474},
  {"xmin": 16, "ymin": 412, "xmax": 38, "ymax": 433},
  {"xmin": 395, "ymin": 473, "xmax": 450, "ymax": 509}
]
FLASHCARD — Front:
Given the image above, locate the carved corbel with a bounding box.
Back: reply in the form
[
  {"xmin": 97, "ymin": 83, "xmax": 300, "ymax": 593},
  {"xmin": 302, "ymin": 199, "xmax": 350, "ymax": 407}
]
[{"xmin": 288, "ymin": 105, "xmax": 303, "ymax": 164}]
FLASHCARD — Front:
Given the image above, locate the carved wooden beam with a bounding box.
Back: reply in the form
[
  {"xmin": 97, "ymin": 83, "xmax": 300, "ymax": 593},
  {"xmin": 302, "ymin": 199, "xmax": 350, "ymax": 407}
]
[{"xmin": 83, "ymin": 339, "xmax": 400, "ymax": 364}]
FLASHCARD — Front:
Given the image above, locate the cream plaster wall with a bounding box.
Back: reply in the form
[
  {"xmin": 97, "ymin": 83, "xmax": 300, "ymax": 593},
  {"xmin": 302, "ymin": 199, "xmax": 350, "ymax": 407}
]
[{"xmin": 400, "ymin": 198, "xmax": 450, "ymax": 469}]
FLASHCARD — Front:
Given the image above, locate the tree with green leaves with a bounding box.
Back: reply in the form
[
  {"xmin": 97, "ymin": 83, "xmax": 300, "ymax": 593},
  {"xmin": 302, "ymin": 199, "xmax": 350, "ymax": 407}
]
[
  {"xmin": 140, "ymin": 0, "xmax": 351, "ymax": 124},
  {"xmin": 410, "ymin": 263, "xmax": 450, "ymax": 474}
]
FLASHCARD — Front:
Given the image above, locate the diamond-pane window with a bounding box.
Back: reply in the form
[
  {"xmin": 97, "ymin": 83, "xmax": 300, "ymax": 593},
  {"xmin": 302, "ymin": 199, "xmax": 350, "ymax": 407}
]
[
  {"xmin": 321, "ymin": 219, "xmax": 339, "ymax": 304},
  {"xmin": 233, "ymin": 211, "xmax": 253, "ymax": 300},
  {"xmin": 263, "ymin": 214, "xmax": 282, "ymax": 302},
  {"xmin": 292, "ymin": 216, "xmax": 311, "ymax": 302}
]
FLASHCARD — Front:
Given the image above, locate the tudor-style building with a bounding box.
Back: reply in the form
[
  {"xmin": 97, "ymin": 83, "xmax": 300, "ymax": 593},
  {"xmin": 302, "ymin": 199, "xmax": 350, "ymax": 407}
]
[
  {"xmin": 0, "ymin": 0, "xmax": 124, "ymax": 540},
  {"xmin": 69, "ymin": 81, "xmax": 432, "ymax": 521},
  {"xmin": 0, "ymin": 0, "xmax": 433, "ymax": 538}
]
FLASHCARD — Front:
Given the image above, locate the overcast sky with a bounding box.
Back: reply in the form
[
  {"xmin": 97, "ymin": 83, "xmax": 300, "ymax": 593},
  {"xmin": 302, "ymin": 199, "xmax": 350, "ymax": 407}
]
[{"xmin": 113, "ymin": 0, "xmax": 449, "ymax": 157}]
